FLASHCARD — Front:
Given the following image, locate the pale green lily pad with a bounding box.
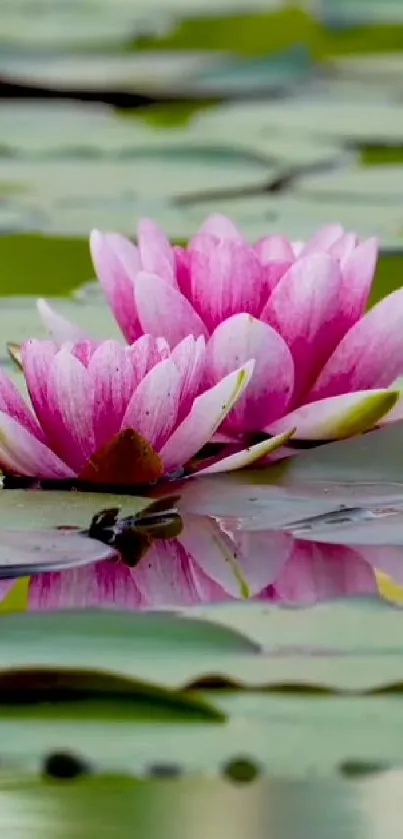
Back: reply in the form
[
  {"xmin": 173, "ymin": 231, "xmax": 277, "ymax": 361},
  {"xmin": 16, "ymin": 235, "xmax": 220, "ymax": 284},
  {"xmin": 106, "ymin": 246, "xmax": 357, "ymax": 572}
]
[
  {"xmin": 321, "ymin": 0, "xmax": 403, "ymax": 24},
  {"xmin": 192, "ymin": 102, "xmax": 350, "ymax": 167},
  {"xmin": 249, "ymin": 99, "xmax": 403, "ymax": 144},
  {"xmin": 0, "ymin": 52, "xmax": 228, "ymax": 94},
  {"xmin": 185, "ymin": 194, "xmax": 403, "ymax": 249},
  {"xmin": 0, "ymin": 48, "xmax": 309, "ymax": 99},
  {"xmin": 0, "ymin": 155, "xmax": 275, "ymax": 237},
  {"xmin": 0, "ymin": 489, "xmax": 151, "ymax": 530},
  {"xmin": 295, "ymin": 165, "xmax": 403, "ymax": 204},
  {"xmin": 329, "ymin": 54, "xmax": 403, "ymax": 89}
]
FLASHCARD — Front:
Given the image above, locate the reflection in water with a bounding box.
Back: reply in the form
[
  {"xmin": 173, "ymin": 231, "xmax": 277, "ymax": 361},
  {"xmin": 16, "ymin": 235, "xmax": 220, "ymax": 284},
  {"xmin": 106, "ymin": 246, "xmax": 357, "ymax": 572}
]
[
  {"xmin": 1, "ymin": 774, "xmax": 402, "ymax": 839},
  {"xmin": 5, "ymin": 510, "xmax": 393, "ymax": 611}
]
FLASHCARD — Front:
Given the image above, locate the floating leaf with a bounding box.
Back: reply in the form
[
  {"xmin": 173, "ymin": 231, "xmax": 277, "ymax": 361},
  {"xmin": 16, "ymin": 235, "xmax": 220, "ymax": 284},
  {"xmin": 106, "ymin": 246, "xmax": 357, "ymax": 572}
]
[{"xmin": 0, "ymin": 528, "xmax": 117, "ymax": 579}]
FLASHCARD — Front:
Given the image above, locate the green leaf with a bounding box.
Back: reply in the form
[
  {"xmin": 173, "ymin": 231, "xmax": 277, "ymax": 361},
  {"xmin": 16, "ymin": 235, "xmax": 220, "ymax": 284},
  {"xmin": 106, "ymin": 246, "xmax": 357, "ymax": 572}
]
[
  {"xmin": 0, "ymin": 609, "xmax": 258, "ymax": 680},
  {"xmin": 0, "ymin": 489, "xmax": 151, "ymax": 530}
]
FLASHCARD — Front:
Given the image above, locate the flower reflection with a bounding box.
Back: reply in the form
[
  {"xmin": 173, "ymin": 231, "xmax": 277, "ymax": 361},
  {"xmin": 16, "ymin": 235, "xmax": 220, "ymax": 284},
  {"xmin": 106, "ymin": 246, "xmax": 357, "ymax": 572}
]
[{"xmin": 16, "ymin": 512, "xmax": 385, "ymax": 612}]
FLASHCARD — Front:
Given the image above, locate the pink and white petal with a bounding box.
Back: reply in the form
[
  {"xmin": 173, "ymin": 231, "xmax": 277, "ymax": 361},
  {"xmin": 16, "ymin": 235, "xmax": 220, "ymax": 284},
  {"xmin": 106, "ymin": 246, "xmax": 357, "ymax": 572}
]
[
  {"xmin": 21, "ymin": 339, "xmax": 58, "ymax": 429},
  {"xmin": 189, "ymin": 237, "xmax": 263, "ymax": 330},
  {"xmin": 301, "ymin": 224, "xmax": 345, "ymax": 256},
  {"xmin": 134, "ymin": 271, "xmax": 208, "ymax": 347},
  {"xmin": 132, "ymin": 540, "xmax": 202, "ymax": 607},
  {"xmin": 195, "ymin": 430, "xmax": 294, "ymax": 475},
  {"xmin": 260, "ymin": 260, "xmax": 292, "ymax": 301},
  {"xmin": 71, "ymin": 340, "xmax": 100, "ymax": 368},
  {"xmin": 121, "ymin": 358, "xmax": 181, "ymax": 451},
  {"xmin": 179, "ymin": 515, "xmax": 293, "ymax": 597},
  {"xmin": 337, "ymin": 237, "xmax": 378, "ymax": 330},
  {"xmin": 89, "ymin": 230, "xmax": 141, "ymax": 343},
  {"xmin": 171, "ymin": 335, "xmax": 206, "ymax": 420},
  {"xmin": 273, "ymin": 540, "xmax": 377, "ymax": 605},
  {"xmin": 128, "ymin": 334, "xmax": 170, "ymax": 382},
  {"xmin": 137, "ymin": 217, "xmax": 176, "ymax": 285},
  {"xmin": 291, "ymin": 240, "xmax": 304, "ymax": 257},
  {"xmin": 0, "ymin": 366, "xmax": 44, "ymax": 441},
  {"xmin": 206, "ymin": 314, "xmax": 294, "ymax": 431},
  {"xmin": 328, "ymin": 231, "xmax": 358, "ymax": 266},
  {"xmin": 174, "ymin": 245, "xmax": 192, "ymax": 298},
  {"xmin": 266, "ymin": 389, "xmax": 398, "ymax": 441},
  {"xmin": 0, "ymin": 580, "xmax": 17, "ymax": 603},
  {"xmin": 309, "ymin": 286, "xmax": 403, "ymax": 401},
  {"xmin": 88, "ymin": 340, "xmax": 139, "ymax": 448},
  {"xmin": 45, "ymin": 350, "xmax": 95, "ymax": 473},
  {"xmin": 159, "ymin": 361, "xmax": 254, "ymax": 473},
  {"xmin": 0, "ymin": 410, "xmax": 74, "ymax": 478},
  {"xmin": 37, "ymin": 299, "xmax": 87, "ymax": 344},
  {"xmin": 359, "ymin": 545, "xmax": 403, "ymax": 587},
  {"xmin": 261, "ymin": 253, "xmax": 345, "ymax": 404},
  {"xmin": 254, "ymin": 233, "xmax": 294, "ymax": 263},
  {"xmin": 195, "ymin": 213, "xmax": 244, "ymax": 241},
  {"xmin": 29, "ymin": 562, "xmax": 142, "ymax": 611}
]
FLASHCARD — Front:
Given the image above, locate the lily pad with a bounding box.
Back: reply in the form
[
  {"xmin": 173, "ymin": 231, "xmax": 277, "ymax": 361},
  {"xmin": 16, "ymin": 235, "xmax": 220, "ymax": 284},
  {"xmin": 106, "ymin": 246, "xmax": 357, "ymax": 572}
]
[
  {"xmin": 0, "ymin": 489, "xmax": 150, "ymax": 530},
  {"xmin": 295, "ymin": 165, "xmax": 403, "ymax": 203}
]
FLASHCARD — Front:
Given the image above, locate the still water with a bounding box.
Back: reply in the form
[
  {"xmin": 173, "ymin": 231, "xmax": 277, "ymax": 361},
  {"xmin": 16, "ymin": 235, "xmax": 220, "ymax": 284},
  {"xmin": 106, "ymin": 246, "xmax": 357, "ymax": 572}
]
[{"xmin": 1, "ymin": 773, "xmax": 403, "ymax": 839}]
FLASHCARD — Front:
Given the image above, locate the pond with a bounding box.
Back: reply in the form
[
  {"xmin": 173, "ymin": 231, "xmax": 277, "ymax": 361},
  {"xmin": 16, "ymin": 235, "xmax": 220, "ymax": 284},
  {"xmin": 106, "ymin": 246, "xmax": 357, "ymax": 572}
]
[{"xmin": 2, "ymin": 0, "xmax": 403, "ymax": 835}]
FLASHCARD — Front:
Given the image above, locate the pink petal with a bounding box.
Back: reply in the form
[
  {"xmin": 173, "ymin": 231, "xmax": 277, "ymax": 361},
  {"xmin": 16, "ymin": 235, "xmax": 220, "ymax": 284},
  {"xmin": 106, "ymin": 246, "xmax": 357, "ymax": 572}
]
[
  {"xmin": 292, "ymin": 240, "xmax": 304, "ymax": 256},
  {"xmin": 89, "ymin": 230, "xmax": 141, "ymax": 343},
  {"xmin": 88, "ymin": 340, "xmax": 139, "ymax": 448},
  {"xmin": 22, "ymin": 339, "xmax": 59, "ymax": 428},
  {"xmin": 0, "ymin": 410, "xmax": 74, "ymax": 478},
  {"xmin": 37, "ymin": 299, "xmax": 87, "ymax": 344},
  {"xmin": 308, "ymin": 286, "xmax": 403, "ymax": 400},
  {"xmin": 260, "ymin": 261, "xmax": 292, "ymax": 300},
  {"xmin": 179, "ymin": 515, "xmax": 293, "ymax": 597},
  {"xmin": 328, "ymin": 231, "xmax": 358, "ymax": 265},
  {"xmin": 337, "ymin": 237, "xmax": 378, "ymax": 331},
  {"xmin": 137, "ymin": 217, "xmax": 176, "ymax": 285},
  {"xmin": 171, "ymin": 335, "xmax": 206, "ymax": 420},
  {"xmin": 121, "ymin": 358, "xmax": 181, "ymax": 451},
  {"xmin": 0, "ymin": 580, "xmax": 17, "ymax": 602},
  {"xmin": 134, "ymin": 271, "xmax": 208, "ymax": 347},
  {"xmin": 0, "ymin": 367, "xmax": 44, "ymax": 441},
  {"xmin": 132, "ymin": 539, "xmax": 202, "ymax": 607},
  {"xmin": 267, "ymin": 389, "xmax": 398, "ymax": 441},
  {"xmin": 160, "ymin": 361, "xmax": 254, "ymax": 473},
  {"xmin": 273, "ymin": 540, "xmax": 377, "ymax": 604},
  {"xmin": 128, "ymin": 334, "xmax": 170, "ymax": 380},
  {"xmin": 301, "ymin": 224, "xmax": 345, "ymax": 255},
  {"xmin": 189, "ymin": 236, "xmax": 263, "ymax": 331},
  {"xmin": 261, "ymin": 253, "xmax": 345, "ymax": 405},
  {"xmin": 29, "ymin": 562, "xmax": 142, "ymax": 610},
  {"xmin": 195, "ymin": 213, "xmax": 244, "ymax": 241},
  {"xmin": 206, "ymin": 314, "xmax": 294, "ymax": 431},
  {"xmin": 71, "ymin": 340, "xmax": 100, "ymax": 368},
  {"xmin": 45, "ymin": 349, "xmax": 95, "ymax": 473},
  {"xmin": 254, "ymin": 234, "xmax": 294, "ymax": 262},
  {"xmin": 174, "ymin": 245, "xmax": 192, "ymax": 298}
]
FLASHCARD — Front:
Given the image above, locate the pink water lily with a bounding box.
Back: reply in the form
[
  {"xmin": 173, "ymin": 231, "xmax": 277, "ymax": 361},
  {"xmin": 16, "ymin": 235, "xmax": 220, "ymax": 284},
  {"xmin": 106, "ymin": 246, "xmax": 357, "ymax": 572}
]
[
  {"xmin": 9, "ymin": 519, "xmax": 382, "ymax": 612},
  {"xmin": 38, "ymin": 216, "xmax": 402, "ymax": 445},
  {"xmin": 0, "ymin": 336, "xmax": 293, "ymax": 483}
]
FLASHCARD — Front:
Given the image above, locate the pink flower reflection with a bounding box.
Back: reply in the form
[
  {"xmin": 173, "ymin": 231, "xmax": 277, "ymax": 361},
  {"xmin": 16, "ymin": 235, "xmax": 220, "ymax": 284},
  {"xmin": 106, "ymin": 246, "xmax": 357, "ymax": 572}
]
[
  {"xmin": 261, "ymin": 540, "xmax": 378, "ymax": 605},
  {"xmin": 15, "ymin": 514, "xmax": 384, "ymax": 611}
]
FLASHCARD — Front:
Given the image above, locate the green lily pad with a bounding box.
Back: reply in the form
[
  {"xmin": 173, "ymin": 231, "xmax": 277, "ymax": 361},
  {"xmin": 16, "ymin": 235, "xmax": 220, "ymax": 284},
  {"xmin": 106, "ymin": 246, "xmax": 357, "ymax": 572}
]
[
  {"xmin": 295, "ymin": 164, "xmax": 403, "ymax": 203},
  {"xmin": 0, "ymin": 489, "xmax": 151, "ymax": 530}
]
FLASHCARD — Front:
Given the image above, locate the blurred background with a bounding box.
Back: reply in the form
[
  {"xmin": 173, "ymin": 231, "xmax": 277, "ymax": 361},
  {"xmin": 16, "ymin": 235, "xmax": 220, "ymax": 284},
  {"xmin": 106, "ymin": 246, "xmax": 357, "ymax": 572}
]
[{"xmin": 1, "ymin": 0, "xmax": 403, "ymax": 297}]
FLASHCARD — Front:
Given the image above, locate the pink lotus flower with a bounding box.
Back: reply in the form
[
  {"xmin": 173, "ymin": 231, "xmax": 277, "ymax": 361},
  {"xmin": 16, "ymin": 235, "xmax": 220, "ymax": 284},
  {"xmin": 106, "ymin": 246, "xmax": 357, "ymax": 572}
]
[
  {"xmin": 0, "ymin": 336, "xmax": 293, "ymax": 483},
  {"xmin": 38, "ymin": 216, "xmax": 403, "ymax": 445},
  {"xmin": 5, "ymin": 518, "xmax": 381, "ymax": 612}
]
